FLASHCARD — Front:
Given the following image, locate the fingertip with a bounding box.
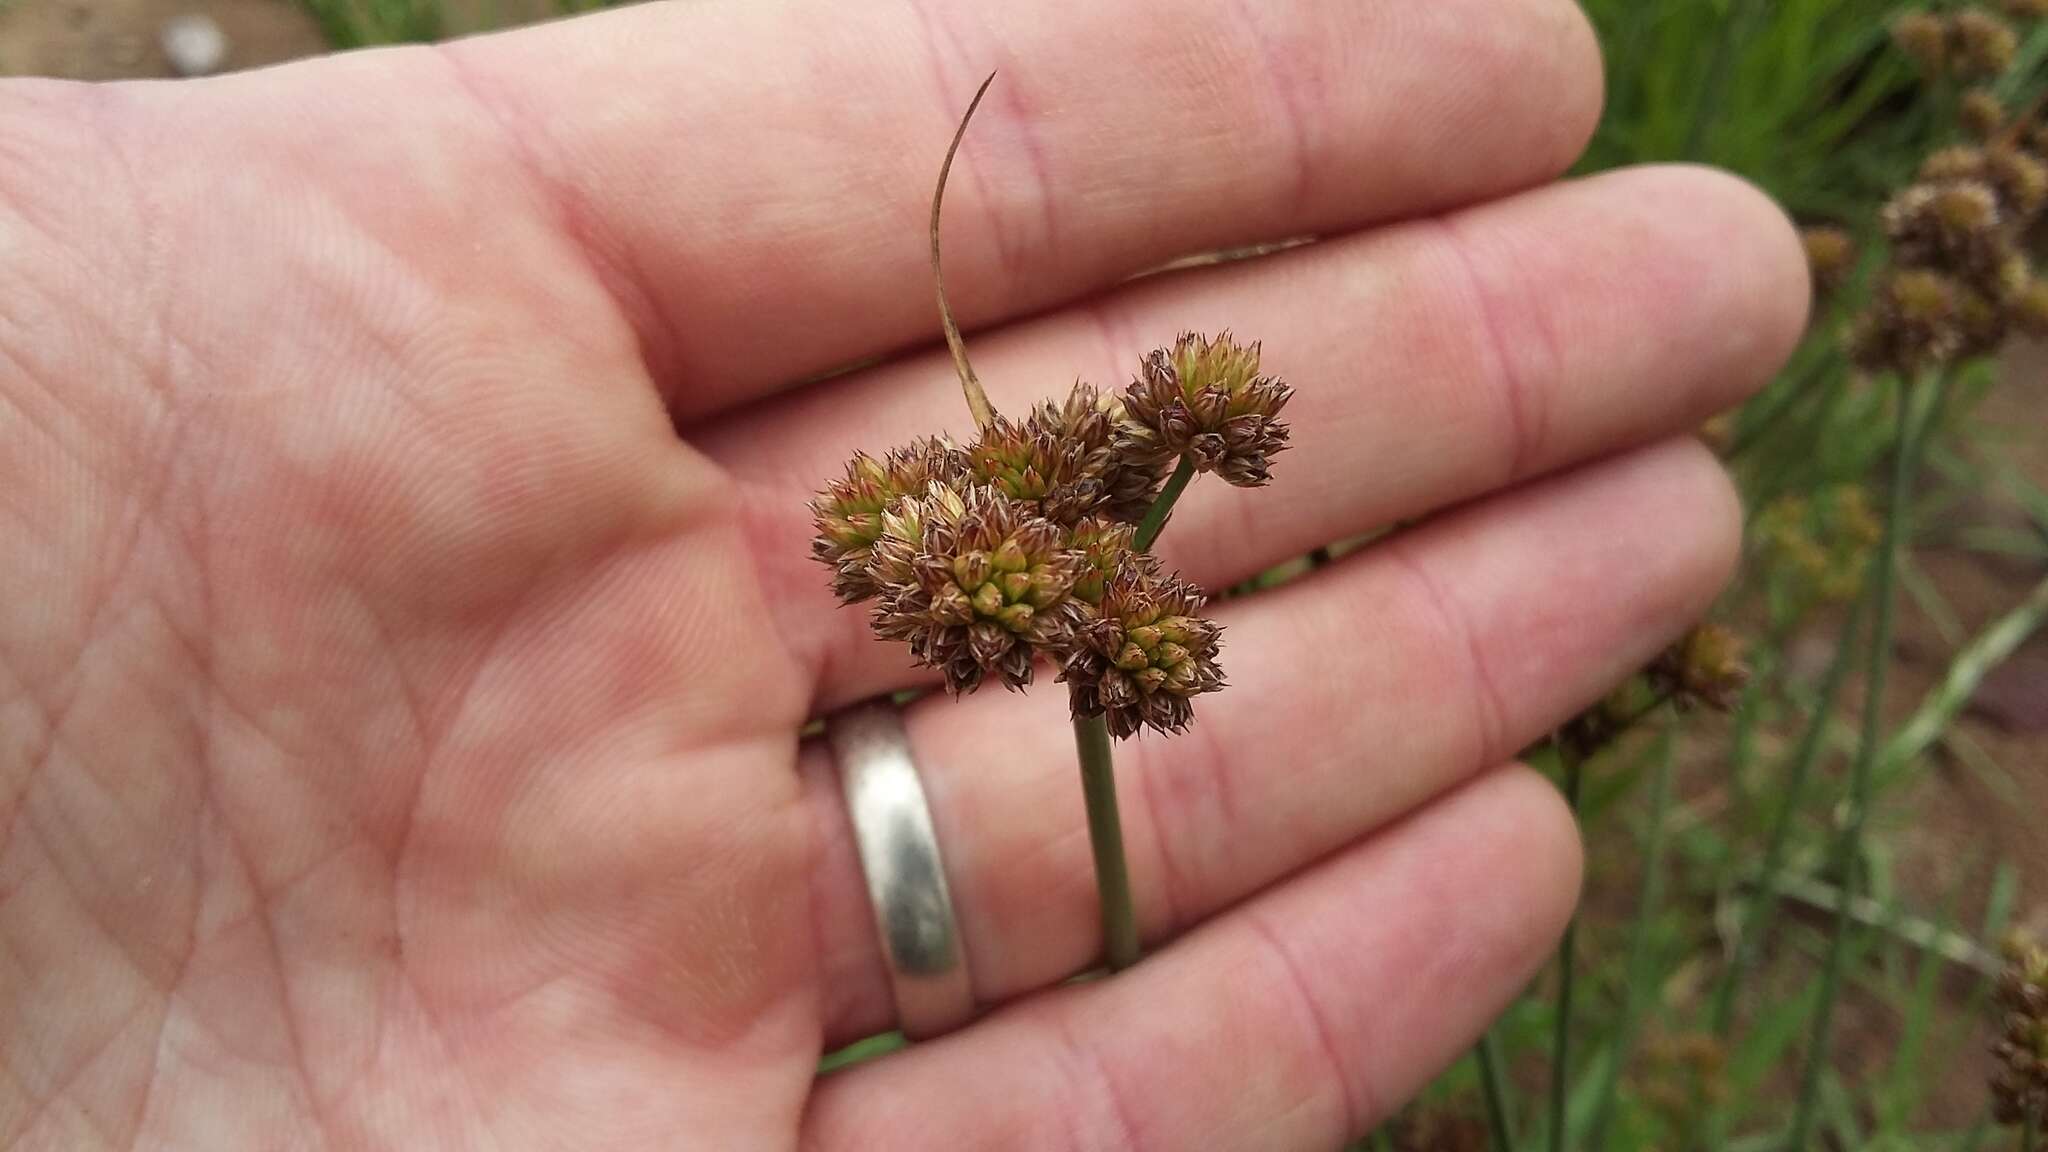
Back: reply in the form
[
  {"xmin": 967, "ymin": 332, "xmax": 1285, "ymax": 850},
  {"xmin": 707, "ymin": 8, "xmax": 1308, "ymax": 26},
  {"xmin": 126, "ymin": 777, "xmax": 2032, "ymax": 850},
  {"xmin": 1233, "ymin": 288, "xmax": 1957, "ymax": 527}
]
[
  {"xmin": 1602, "ymin": 164, "xmax": 1813, "ymax": 402},
  {"xmin": 1476, "ymin": 764, "xmax": 1587, "ymax": 949}
]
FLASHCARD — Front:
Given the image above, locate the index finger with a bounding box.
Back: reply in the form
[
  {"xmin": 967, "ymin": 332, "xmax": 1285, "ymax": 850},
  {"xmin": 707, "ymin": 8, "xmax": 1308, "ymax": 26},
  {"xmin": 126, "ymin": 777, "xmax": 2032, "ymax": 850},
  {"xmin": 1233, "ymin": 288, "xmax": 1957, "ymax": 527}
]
[{"xmin": 435, "ymin": 0, "xmax": 1602, "ymax": 417}]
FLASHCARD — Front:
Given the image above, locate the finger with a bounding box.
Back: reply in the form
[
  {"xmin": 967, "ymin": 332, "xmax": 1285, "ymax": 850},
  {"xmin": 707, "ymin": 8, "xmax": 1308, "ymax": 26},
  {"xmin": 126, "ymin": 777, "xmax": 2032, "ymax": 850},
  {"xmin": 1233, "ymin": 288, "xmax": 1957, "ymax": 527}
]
[
  {"xmin": 422, "ymin": 0, "xmax": 1601, "ymax": 415},
  {"xmin": 804, "ymin": 764, "xmax": 1580, "ymax": 1150},
  {"xmin": 706, "ymin": 165, "xmax": 1805, "ymax": 708},
  {"xmin": 806, "ymin": 439, "xmax": 1737, "ymax": 1043}
]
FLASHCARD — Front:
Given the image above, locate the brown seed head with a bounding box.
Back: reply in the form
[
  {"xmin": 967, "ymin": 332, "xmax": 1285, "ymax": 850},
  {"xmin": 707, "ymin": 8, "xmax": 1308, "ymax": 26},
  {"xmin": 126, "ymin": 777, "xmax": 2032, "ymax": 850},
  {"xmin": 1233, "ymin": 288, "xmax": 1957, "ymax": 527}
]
[
  {"xmin": 1800, "ymin": 226, "xmax": 1856, "ymax": 292},
  {"xmin": 1121, "ymin": 331, "xmax": 1293, "ymax": 487},
  {"xmin": 2007, "ymin": 0, "xmax": 2048, "ymax": 18},
  {"xmin": 1061, "ymin": 560, "xmax": 1224, "ymax": 738},
  {"xmin": 1653, "ymin": 623, "xmax": 1750, "ymax": 712},
  {"xmin": 1963, "ymin": 87, "xmax": 2008, "ymax": 138},
  {"xmin": 1992, "ymin": 931, "xmax": 2048, "ymax": 1130},
  {"xmin": 1954, "ymin": 8, "xmax": 2020, "ymax": 78},
  {"xmin": 1987, "ymin": 145, "xmax": 2048, "ymax": 220},
  {"xmin": 1882, "ymin": 180, "xmax": 2013, "ymax": 285},
  {"xmin": 2016, "ymin": 278, "xmax": 2048, "ymax": 335},
  {"xmin": 868, "ymin": 482, "xmax": 1085, "ymax": 695},
  {"xmin": 969, "ymin": 381, "xmax": 1165, "ymax": 526},
  {"xmin": 811, "ymin": 437, "xmax": 966, "ymax": 602},
  {"xmin": 1066, "ymin": 515, "xmax": 1151, "ymax": 605},
  {"xmin": 1922, "ymin": 145, "xmax": 1989, "ymax": 183},
  {"xmin": 1893, "ymin": 9, "xmax": 1951, "ymax": 73}
]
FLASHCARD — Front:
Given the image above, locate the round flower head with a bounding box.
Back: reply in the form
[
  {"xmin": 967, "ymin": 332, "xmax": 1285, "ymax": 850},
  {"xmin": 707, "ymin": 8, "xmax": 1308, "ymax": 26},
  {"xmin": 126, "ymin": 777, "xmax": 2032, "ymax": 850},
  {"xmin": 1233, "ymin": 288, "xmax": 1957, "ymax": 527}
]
[
  {"xmin": 1953, "ymin": 7, "xmax": 2019, "ymax": 78},
  {"xmin": 1799, "ymin": 226, "xmax": 1856, "ymax": 293},
  {"xmin": 1649, "ymin": 623, "xmax": 1749, "ymax": 712},
  {"xmin": 1961, "ymin": 87, "xmax": 2007, "ymax": 139},
  {"xmin": 1121, "ymin": 331, "xmax": 1293, "ymax": 488},
  {"xmin": 1846, "ymin": 268, "xmax": 1966, "ymax": 373},
  {"xmin": 1882, "ymin": 180, "xmax": 2009, "ymax": 281},
  {"xmin": 1892, "ymin": 9, "xmax": 1950, "ymax": 73},
  {"xmin": 1922, "ymin": 146, "xmax": 1989, "ymax": 184},
  {"xmin": 970, "ymin": 382, "xmax": 1165, "ymax": 526},
  {"xmin": 868, "ymin": 481, "xmax": 1085, "ymax": 695},
  {"xmin": 811, "ymin": 437, "xmax": 965, "ymax": 602},
  {"xmin": 1991, "ymin": 932, "xmax": 2048, "ymax": 1128},
  {"xmin": 1984, "ymin": 145, "xmax": 2048, "ymax": 221},
  {"xmin": 1066, "ymin": 515, "xmax": 1153, "ymax": 605},
  {"xmin": 1061, "ymin": 560, "xmax": 1224, "ymax": 738}
]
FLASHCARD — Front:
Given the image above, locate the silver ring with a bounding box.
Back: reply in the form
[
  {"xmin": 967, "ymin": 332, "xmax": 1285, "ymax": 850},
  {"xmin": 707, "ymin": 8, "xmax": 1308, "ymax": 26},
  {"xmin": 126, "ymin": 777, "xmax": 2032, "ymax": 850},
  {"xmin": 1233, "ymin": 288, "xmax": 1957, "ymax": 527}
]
[{"xmin": 825, "ymin": 702, "xmax": 977, "ymax": 1039}]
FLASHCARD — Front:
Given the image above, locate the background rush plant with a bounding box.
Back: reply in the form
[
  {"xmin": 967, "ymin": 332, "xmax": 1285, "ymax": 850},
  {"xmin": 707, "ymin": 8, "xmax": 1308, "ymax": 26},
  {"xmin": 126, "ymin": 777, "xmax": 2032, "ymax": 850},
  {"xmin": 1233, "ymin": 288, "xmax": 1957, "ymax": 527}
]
[{"xmin": 808, "ymin": 75, "xmax": 1292, "ymax": 973}]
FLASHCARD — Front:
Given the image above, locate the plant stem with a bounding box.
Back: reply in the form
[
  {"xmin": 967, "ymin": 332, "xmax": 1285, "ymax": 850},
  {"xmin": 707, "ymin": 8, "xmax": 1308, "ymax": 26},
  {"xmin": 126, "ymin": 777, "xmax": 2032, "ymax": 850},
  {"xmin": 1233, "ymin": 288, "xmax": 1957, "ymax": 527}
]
[
  {"xmin": 1710, "ymin": 597, "xmax": 1866, "ymax": 1038},
  {"xmin": 1587, "ymin": 734, "xmax": 1676, "ymax": 1152},
  {"xmin": 2024, "ymin": 1111, "xmax": 2038, "ymax": 1152},
  {"xmin": 1477, "ymin": 1029, "xmax": 1517, "ymax": 1151},
  {"xmin": 1074, "ymin": 712, "xmax": 1140, "ymax": 970},
  {"xmin": 1785, "ymin": 374, "xmax": 1936, "ymax": 1151},
  {"xmin": 1549, "ymin": 740, "xmax": 1585, "ymax": 1152},
  {"xmin": 1135, "ymin": 457, "xmax": 1197, "ymax": 552},
  {"xmin": 1067, "ymin": 453, "xmax": 1204, "ymax": 974}
]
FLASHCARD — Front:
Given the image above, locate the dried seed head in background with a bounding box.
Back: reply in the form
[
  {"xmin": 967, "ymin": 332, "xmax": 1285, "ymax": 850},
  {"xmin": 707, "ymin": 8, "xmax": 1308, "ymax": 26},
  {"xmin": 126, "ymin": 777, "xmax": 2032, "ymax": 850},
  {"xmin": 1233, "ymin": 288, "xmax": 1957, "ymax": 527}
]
[
  {"xmin": 1062, "ymin": 561, "xmax": 1225, "ymax": 738},
  {"xmin": 812, "ymin": 437, "xmax": 967, "ymax": 602},
  {"xmin": 1992, "ymin": 931, "xmax": 2048, "ymax": 1129},
  {"xmin": 1121, "ymin": 331, "xmax": 1294, "ymax": 487},
  {"xmin": 868, "ymin": 481, "xmax": 1087, "ymax": 695},
  {"xmin": 970, "ymin": 382, "xmax": 1166, "ymax": 525},
  {"xmin": 1651, "ymin": 623, "xmax": 1751, "ymax": 712},
  {"xmin": 1848, "ymin": 268, "xmax": 1968, "ymax": 372},
  {"xmin": 2007, "ymin": 0, "xmax": 2048, "ymax": 20},
  {"xmin": 1892, "ymin": 9, "xmax": 1952, "ymax": 74},
  {"xmin": 1962, "ymin": 87, "xmax": 2009, "ymax": 139},
  {"xmin": 1954, "ymin": 7, "xmax": 2021, "ymax": 78},
  {"xmin": 1799, "ymin": 225, "xmax": 1856, "ymax": 294}
]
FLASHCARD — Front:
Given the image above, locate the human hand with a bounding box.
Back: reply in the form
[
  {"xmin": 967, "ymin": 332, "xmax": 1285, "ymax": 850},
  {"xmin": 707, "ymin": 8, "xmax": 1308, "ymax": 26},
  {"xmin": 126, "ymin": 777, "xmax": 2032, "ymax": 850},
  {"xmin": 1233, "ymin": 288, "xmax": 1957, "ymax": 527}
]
[{"xmin": 0, "ymin": 0, "xmax": 1807, "ymax": 1147}]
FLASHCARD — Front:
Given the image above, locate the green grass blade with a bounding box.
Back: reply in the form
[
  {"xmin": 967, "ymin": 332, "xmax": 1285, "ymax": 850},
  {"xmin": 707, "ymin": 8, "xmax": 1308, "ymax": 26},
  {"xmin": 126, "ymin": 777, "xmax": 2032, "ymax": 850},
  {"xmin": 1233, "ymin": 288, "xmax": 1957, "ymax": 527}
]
[
  {"xmin": 1880, "ymin": 569, "xmax": 2048, "ymax": 775},
  {"xmin": 1788, "ymin": 374, "xmax": 1939, "ymax": 1151},
  {"xmin": 1586, "ymin": 735, "xmax": 1676, "ymax": 1152}
]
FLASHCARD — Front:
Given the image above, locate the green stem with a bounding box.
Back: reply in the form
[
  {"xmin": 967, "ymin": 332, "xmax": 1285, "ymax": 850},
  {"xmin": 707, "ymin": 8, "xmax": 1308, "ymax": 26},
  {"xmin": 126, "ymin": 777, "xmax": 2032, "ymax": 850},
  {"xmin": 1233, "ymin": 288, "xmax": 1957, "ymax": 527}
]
[
  {"xmin": 1586, "ymin": 734, "xmax": 1676, "ymax": 1152},
  {"xmin": 1070, "ymin": 453, "xmax": 1207, "ymax": 972},
  {"xmin": 1135, "ymin": 457, "xmax": 1197, "ymax": 552},
  {"xmin": 1710, "ymin": 597, "xmax": 1867, "ymax": 1039},
  {"xmin": 1786, "ymin": 375, "xmax": 1936, "ymax": 1150},
  {"xmin": 2024, "ymin": 1111, "xmax": 2038, "ymax": 1152},
  {"xmin": 1478, "ymin": 1029, "xmax": 1517, "ymax": 1151},
  {"xmin": 1549, "ymin": 742, "xmax": 1584, "ymax": 1152},
  {"xmin": 1075, "ymin": 712, "xmax": 1140, "ymax": 971}
]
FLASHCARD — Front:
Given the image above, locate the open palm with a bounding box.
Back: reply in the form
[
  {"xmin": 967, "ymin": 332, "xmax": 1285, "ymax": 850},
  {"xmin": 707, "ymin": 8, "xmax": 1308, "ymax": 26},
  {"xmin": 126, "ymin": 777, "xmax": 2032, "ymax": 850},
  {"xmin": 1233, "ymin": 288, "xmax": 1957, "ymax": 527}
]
[{"xmin": 0, "ymin": 0, "xmax": 1807, "ymax": 1147}]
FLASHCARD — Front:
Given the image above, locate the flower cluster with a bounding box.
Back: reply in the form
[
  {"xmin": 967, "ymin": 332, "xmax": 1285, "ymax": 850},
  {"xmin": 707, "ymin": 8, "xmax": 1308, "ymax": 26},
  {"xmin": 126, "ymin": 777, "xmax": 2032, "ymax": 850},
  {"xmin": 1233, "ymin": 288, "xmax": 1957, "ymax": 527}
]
[
  {"xmin": 811, "ymin": 334, "xmax": 1292, "ymax": 737},
  {"xmin": 1891, "ymin": 7, "xmax": 2019, "ymax": 80},
  {"xmin": 1993, "ymin": 931, "xmax": 2048, "ymax": 1129},
  {"xmin": 1754, "ymin": 485, "xmax": 1884, "ymax": 609},
  {"xmin": 1851, "ymin": 6, "xmax": 2048, "ymax": 374},
  {"xmin": 1559, "ymin": 623, "xmax": 1751, "ymax": 761},
  {"xmin": 1120, "ymin": 331, "xmax": 1294, "ymax": 488}
]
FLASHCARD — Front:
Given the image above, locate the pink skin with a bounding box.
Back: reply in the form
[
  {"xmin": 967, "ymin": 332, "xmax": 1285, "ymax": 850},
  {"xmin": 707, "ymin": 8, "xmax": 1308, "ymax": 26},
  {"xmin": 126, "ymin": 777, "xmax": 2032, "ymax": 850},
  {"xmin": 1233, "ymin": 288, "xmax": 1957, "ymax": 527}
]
[{"xmin": 0, "ymin": 0, "xmax": 1807, "ymax": 1148}]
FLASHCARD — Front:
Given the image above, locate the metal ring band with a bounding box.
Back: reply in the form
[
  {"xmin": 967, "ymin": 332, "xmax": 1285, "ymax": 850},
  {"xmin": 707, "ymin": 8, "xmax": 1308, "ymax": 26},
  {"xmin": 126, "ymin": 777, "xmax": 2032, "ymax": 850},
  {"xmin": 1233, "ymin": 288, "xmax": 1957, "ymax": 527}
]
[{"xmin": 825, "ymin": 702, "xmax": 977, "ymax": 1039}]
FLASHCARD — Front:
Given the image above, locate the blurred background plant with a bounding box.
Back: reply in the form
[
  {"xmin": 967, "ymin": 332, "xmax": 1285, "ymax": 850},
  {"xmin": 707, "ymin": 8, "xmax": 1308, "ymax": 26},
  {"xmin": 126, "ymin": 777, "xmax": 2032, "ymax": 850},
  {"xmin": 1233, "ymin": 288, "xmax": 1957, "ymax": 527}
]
[{"xmin": 8, "ymin": 0, "xmax": 2048, "ymax": 1147}]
